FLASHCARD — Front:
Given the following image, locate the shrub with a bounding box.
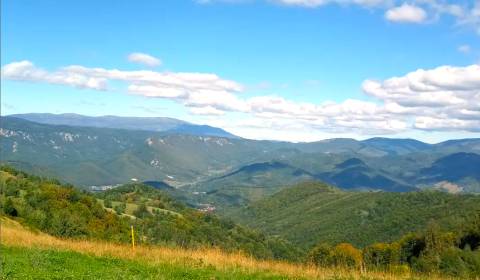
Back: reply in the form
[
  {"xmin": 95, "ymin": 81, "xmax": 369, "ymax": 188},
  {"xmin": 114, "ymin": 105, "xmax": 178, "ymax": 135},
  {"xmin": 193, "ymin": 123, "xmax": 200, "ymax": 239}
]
[
  {"xmin": 114, "ymin": 203, "xmax": 126, "ymax": 215},
  {"xmin": 329, "ymin": 243, "xmax": 363, "ymax": 268},
  {"xmin": 104, "ymin": 199, "xmax": 113, "ymax": 208},
  {"xmin": 308, "ymin": 243, "xmax": 332, "ymax": 266},
  {"xmin": 397, "ymin": 233, "xmax": 426, "ymax": 265},
  {"xmin": 3, "ymin": 198, "xmax": 18, "ymax": 217},
  {"xmin": 363, "ymin": 242, "xmax": 399, "ymax": 268}
]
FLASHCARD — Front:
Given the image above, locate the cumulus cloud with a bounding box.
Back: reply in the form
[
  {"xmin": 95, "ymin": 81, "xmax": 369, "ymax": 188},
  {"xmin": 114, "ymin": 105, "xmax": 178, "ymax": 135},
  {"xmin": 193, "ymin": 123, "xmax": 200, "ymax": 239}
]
[
  {"xmin": 363, "ymin": 64, "xmax": 480, "ymax": 132},
  {"xmin": 1, "ymin": 60, "xmax": 107, "ymax": 90},
  {"xmin": 127, "ymin": 52, "xmax": 162, "ymax": 67},
  {"xmin": 199, "ymin": 1, "xmax": 480, "ymax": 34},
  {"xmin": 385, "ymin": 3, "xmax": 427, "ymax": 23},
  {"xmin": 2, "ymin": 60, "xmax": 479, "ymax": 136}
]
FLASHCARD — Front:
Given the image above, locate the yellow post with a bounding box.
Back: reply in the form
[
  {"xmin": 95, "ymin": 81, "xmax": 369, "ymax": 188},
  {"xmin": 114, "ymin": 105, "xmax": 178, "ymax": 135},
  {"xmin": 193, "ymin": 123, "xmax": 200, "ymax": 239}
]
[{"xmin": 131, "ymin": 225, "xmax": 135, "ymax": 249}]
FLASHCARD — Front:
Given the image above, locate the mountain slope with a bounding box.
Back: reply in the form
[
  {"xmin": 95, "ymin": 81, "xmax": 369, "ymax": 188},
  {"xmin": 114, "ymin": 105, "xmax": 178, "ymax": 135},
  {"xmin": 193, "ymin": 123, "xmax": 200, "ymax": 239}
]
[
  {"xmin": 317, "ymin": 158, "xmax": 417, "ymax": 192},
  {"xmin": 0, "ymin": 117, "xmax": 280, "ymax": 186},
  {"xmin": 2, "ymin": 116, "xmax": 480, "ymax": 193},
  {"xmin": 419, "ymin": 152, "xmax": 480, "ymax": 181},
  {"xmin": 417, "ymin": 152, "xmax": 480, "ymax": 192},
  {"xmin": 184, "ymin": 161, "xmax": 316, "ymax": 208},
  {"xmin": 227, "ymin": 181, "xmax": 480, "ymax": 249},
  {"xmin": 361, "ymin": 137, "xmax": 432, "ymax": 155}
]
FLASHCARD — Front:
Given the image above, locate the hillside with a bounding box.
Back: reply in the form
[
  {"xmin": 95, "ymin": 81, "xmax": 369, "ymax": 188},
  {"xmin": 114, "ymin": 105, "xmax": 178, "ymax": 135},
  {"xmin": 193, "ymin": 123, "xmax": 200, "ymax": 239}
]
[
  {"xmin": 0, "ymin": 166, "xmax": 300, "ymax": 260},
  {"xmin": 184, "ymin": 161, "xmax": 316, "ymax": 208},
  {"xmin": 3, "ymin": 217, "xmax": 449, "ymax": 280},
  {"xmin": 417, "ymin": 153, "xmax": 480, "ymax": 193},
  {"xmin": 0, "ymin": 117, "xmax": 281, "ymax": 187},
  {"xmin": 317, "ymin": 158, "xmax": 416, "ymax": 192},
  {"xmin": 227, "ymin": 181, "xmax": 480, "ymax": 249}
]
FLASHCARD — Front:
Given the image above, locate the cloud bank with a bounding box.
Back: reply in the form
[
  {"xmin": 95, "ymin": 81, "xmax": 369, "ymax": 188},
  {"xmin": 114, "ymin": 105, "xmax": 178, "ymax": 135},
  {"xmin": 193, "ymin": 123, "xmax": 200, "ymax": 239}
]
[{"xmin": 2, "ymin": 59, "xmax": 479, "ymax": 137}]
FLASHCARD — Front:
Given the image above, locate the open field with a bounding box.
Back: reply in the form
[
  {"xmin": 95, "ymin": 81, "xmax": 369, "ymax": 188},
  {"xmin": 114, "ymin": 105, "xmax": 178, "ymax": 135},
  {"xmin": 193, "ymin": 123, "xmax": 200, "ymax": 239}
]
[
  {"xmin": 96, "ymin": 198, "xmax": 183, "ymax": 218},
  {"xmin": 0, "ymin": 217, "xmax": 460, "ymax": 280}
]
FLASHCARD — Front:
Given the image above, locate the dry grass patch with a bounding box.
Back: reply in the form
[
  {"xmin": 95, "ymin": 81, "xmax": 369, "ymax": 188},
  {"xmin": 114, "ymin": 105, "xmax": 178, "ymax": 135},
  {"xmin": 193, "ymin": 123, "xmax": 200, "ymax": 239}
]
[{"xmin": 0, "ymin": 217, "xmax": 454, "ymax": 279}]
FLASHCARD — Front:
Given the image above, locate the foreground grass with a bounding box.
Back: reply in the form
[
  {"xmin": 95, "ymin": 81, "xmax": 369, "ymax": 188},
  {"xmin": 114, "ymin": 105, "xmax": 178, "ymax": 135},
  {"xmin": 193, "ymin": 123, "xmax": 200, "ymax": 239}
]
[
  {"xmin": 0, "ymin": 218, "xmax": 455, "ymax": 279},
  {"xmin": 1, "ymin": 246, "xmax": 290, "ymax": 280}
]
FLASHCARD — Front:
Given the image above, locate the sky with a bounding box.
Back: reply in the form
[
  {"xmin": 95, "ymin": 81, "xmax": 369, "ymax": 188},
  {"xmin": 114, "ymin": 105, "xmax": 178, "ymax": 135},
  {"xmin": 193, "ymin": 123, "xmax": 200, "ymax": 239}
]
[{"xmin": 1, "ymin": 0, "xmax": 479, "ymax": 143}]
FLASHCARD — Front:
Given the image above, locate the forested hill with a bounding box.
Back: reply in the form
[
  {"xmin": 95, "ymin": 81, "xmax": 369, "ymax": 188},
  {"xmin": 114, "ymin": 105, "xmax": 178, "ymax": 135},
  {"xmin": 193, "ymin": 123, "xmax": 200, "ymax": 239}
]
[
  {"xmin": 227, "ymin": 181, "xmax": 480, "ymax": 249},
  {"xmin": 0, "ymin": 166, "xmax": 301, "ymax": 260}
]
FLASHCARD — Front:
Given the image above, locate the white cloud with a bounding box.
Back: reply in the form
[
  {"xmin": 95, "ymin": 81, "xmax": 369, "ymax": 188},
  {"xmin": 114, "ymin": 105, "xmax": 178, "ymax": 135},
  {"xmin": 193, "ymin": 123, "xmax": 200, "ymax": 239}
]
[
  {"xmin": 197, "ymin": 1, "xmax": 480, "ymax": 34},
  {"xmin": 127, "ymin": 52, "xmax": 162, "ymax": 67},
  {"xmin": 189, "ymin": 106, "xmax": 226, "ymax": 116},
  {"xmin": 2, "ymin": 60, "xmax": 479, "ymax": 136},
  {"xmin": 414, "ymin": 117, "xmax": 480, "ymax": 132},
  {"xmin": 385, "ymin": 3, "xmax": 427, "ymax": 23},
  {"xmin": 458, "ymin": 44, "xmax": 471, "ymax": 53},
  {"xmin": 1, "ymin": 61, "xmax": 107, "ymax": 90},
  {"xmin": 363, "ymin": 64, "xmax": 480, "ymax": 133}
]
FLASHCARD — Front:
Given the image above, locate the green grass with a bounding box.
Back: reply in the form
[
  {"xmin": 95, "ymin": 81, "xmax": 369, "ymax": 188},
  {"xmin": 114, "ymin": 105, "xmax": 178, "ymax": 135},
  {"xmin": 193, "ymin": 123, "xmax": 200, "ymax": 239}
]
[
  {"xmin": 97, "ymin": 199, "xmax": 183, "ymax": 218},
  {"xmin": 0, "ymin": 246, "xmax": 299, "ymax": 280}
]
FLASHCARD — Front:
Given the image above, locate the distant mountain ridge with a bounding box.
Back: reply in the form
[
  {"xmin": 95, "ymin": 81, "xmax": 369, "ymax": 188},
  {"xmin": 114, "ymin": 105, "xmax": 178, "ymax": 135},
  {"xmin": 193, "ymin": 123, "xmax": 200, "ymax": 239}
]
[
  {"xmin": 318, "ymin": 158, "xmax": 416, "ymax": 192},
  {"xmin": 8, "ymin": 113, "xmax": 238, "ymax": 138},
  {"xmin": 1, "ymin": 115, "xmax": 480, "ymax": 195}
]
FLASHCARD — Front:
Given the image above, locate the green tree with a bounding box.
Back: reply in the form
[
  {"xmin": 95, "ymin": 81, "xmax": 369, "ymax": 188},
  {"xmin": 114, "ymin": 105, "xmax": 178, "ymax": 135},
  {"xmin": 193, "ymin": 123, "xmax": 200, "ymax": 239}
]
[
  {"xmin": 308, "ymin": 243, "xmax": 332, "ymax": 267},
  {"xmin": 3, "ymin": 198, "xmax": 18, "ymax": 217},
  {"xmin": 114, "ymin": 203, "xmax": 126, "ymax": 215},
  {"xmin": 104, "ymin": 199, "xmax": 113, "ymax": 208},
  {"xmin": 363, "ymin": 242, "xmax": 399, "ymax": 268},
  {"xmin": 133, "ymin": 203, "xmax": 150, "ymax": 218}
]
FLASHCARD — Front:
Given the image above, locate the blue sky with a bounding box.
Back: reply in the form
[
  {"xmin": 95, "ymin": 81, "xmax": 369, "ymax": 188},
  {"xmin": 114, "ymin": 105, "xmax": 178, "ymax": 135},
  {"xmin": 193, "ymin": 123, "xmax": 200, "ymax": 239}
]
[{"xmin": 1, "ymin": 0, "xmax": 479, "ymax": 142}]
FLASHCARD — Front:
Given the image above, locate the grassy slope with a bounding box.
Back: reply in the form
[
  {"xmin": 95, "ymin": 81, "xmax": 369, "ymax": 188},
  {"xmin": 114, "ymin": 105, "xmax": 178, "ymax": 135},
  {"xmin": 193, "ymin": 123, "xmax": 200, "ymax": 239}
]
[
  {"xmin": 0, "ymin": 217, "xmax": 450, "ymax": 280},
  {"xmin": 1, "ymin": 246, "xmax": 289, "ymax": 280},
  {"xmin": 227, "ymin": 182, "xmax": 480, "ymax": 249}
]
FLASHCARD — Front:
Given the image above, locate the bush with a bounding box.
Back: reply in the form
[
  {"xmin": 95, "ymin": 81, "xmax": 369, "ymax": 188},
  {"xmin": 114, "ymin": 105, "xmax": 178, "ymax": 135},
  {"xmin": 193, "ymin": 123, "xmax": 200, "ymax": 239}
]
[
  {"xmin": 133, "ymin": 203, "xmax": 150, "ymax": 218},
  {"xmin": 114, "ymin": 203, "xmax": 126, "ymax": 215},
  {"xmin": 3, "ymin": 198, "xmax": 18, "ymax": 217},
  {"xmin": 330, "ymin": 243, "xmax": 363, "ymax": 268},
  {"xmin": 308, "ymin": 243, "xmax": 332, "ymax": 266},
  {"xmin": 104, "ymin": 199, "xmax": 113, "ymax": 208},
  {"xmin": 363, "ymin": 242, "xmax": 399, "ymax": 268},
  {"xmin": 397, "ymin": 233, "xmax": 426, "ymax": 265}
]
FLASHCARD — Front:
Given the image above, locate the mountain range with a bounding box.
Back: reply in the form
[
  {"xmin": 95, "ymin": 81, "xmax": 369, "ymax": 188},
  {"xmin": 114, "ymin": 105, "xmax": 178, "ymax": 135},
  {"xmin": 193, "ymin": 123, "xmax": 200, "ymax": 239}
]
[
  {"xmin": 1, "ymin": 113, "xmax": 480, "ymax": 204},
  {"xmin": 8, "ymin": 113, "xmax": 238, "ymax": 138}
]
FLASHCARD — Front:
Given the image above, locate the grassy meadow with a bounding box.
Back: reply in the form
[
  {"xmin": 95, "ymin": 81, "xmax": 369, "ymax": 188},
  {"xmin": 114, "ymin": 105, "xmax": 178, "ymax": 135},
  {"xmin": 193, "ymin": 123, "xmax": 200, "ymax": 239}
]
[{"xmin": 0, "ymin": 217, "xmax": 462, "ymax": 280}]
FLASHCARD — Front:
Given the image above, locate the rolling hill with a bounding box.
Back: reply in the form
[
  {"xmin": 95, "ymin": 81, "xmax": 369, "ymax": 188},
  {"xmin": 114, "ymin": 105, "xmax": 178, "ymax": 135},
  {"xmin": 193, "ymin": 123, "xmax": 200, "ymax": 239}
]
[
  {"xmin": 227, "ymin": 181, "xmax": 480, "ymax": 249},
  {"xmin": 317, "ymin": 158, "xmax": 417, "ymax": 192},
  {"xmin": 417, "ymin": 152, "xmax": 480, "ymax": 193},
  {"xmin": 184, "ymin": 161, "xmax": 316, "ymax": 209}
]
